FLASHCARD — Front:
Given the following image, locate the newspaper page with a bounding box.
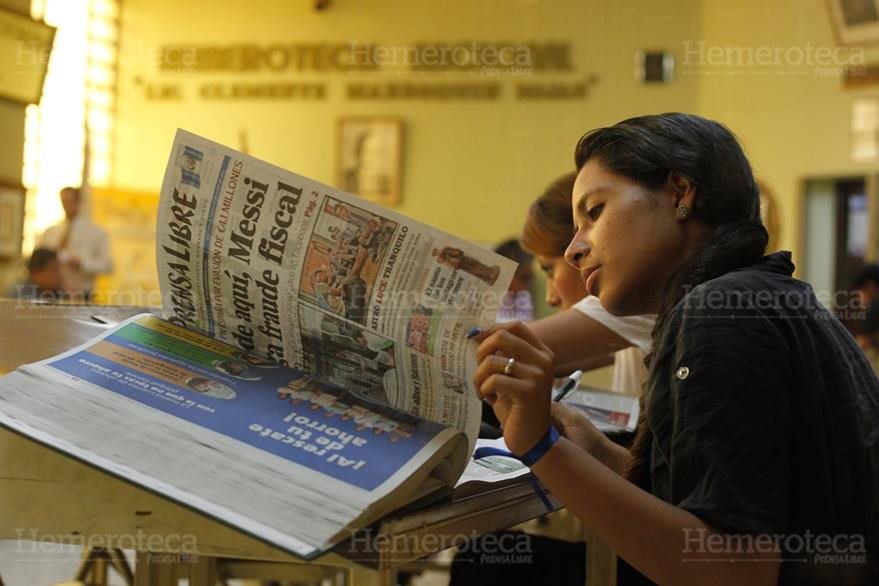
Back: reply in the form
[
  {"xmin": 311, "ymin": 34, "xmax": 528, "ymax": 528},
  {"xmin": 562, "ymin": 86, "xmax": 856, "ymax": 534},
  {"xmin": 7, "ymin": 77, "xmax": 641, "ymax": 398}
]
[
  {"xmin": 566, "ymin": 389, "xmax": 640, "ymax": 432},
  {"xmin": 455, "ymin": 437, "xmax": 529, "ymax": 488},
  {"xmin": 156, "ymin": 129, "xmax": 516, "ymax": 445},
  {"xmin": 0, "ymin": 314, "xmax": 465, "ymax": 558}
]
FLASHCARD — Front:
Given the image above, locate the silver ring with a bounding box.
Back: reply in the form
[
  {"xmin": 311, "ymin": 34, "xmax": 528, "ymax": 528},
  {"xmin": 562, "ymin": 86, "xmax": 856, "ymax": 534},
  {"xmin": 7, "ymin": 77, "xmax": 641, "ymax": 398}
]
[{"xmin": 503, "ymin": 357, "xmax": 516, "ymax": 376}]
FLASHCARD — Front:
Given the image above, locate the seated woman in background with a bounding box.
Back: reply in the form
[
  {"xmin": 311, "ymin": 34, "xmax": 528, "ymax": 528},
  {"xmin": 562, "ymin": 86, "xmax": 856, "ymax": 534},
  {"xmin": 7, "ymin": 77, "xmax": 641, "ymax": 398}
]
[
  {"xmin": 473, "ymin": 113, "xmax": 879, "ymax": 585},
  {"xmin": 522, "ymin": 172, "xmax": 655, "ymax": 395}
]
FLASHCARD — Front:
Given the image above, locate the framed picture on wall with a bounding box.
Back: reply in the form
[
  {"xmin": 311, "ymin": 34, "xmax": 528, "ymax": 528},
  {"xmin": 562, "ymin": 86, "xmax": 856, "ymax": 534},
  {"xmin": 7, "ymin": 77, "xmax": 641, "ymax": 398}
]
[
  {"xmin": 827, "ymin": 0, "xmax": 879, "ymax": 45},
  {"xmin": 337, "ymin": 117, "xmax": 404, "ymax": 207},
  {"xmin": 0, "ymin": 182, "xmax": 25, "ymax": 260},
  {"xmin": 852, "ymin": 96, "xmax": 879, "ymax": 161}
]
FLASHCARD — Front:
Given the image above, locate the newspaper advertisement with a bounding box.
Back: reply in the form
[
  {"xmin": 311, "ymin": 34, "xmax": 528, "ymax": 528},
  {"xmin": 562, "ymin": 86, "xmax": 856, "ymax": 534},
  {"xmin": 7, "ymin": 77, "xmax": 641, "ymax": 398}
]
[
  {"xmin": 0, "ymin": 313, "xmax": 466, "ymax": 558},
  {"xmin": 42, "ymin": 314, "xmax": 446, "ymax": 492},
  {"xmin": 156, "ymin": 129, "xmax": 516, "ymax": 443}
]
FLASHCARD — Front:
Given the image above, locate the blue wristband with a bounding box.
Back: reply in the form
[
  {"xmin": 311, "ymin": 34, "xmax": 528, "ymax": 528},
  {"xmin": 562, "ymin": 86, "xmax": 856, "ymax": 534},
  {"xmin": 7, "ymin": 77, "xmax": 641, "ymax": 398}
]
[
  {"xmin": 518, "ymin": 425, "xmax": 560, "ymax": 467},
  {"xmin": 472, "ymin": 444, "xmax": 556, "ymax": 512}
]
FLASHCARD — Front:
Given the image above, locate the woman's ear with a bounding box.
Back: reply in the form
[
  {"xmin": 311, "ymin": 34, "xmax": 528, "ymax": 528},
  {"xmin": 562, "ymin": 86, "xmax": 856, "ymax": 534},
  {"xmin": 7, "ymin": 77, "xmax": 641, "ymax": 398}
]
[{"xmin": 668, "ymin": 172, "xmax": 697, "ymax": 215}]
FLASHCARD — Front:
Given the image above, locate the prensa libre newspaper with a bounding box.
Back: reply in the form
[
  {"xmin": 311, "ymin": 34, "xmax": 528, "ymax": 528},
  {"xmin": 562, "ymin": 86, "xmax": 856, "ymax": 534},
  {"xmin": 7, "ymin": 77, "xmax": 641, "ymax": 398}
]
[
  {"xmin": 0, "ymin": 130, "xmax": 517, "ymax": 559},
  {"xmin": 158, "ymin": 130, "xmax": 515, "ymax": 446}
]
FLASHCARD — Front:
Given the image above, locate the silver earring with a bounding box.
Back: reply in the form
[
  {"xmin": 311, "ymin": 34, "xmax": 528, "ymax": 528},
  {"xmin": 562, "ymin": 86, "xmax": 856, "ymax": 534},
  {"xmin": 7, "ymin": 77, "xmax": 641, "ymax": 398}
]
[{"xmin": 677, "ymin": 205, "xmax": 690, "ymax": 220}]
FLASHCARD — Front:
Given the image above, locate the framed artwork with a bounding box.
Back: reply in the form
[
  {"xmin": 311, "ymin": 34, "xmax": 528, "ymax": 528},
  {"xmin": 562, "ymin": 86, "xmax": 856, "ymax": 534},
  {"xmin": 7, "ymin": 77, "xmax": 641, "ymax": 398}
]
[
  {"xmin": 0, "ymin": 182, "xmax": 25, "ymax": 259},
  {"xmin": 852, "ymin": 96, "xmax": 879, "ymax": 161},
  {"xmin": 337, "ymin": 117, "xmax": 404, "ymax": 207},
  {"xmin": 827, "ymin": 0, "xmax": 879, "ymax": 46}
]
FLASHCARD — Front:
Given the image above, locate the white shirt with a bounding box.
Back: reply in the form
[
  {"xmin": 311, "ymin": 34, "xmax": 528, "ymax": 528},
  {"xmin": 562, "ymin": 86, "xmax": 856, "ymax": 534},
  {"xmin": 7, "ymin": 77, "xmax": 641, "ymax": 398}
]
[
  {"xmin": 573, "ymin": 296, "xmax": 656, "ymax": 395},
  {"xmin": 37, "ymin": 216, "xmax": 112, "ymax": 295}
]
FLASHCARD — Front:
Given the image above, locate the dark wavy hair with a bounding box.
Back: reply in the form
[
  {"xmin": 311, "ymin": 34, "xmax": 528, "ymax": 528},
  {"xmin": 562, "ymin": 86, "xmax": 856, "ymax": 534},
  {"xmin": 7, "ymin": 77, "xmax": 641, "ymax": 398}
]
[
  {"xmin": 27, "ymin": 248, "xmax": 58, "ymax": 273},
  {"xmin": 521, "ymin": 172, "xmax": 578, "ymax": 258},
  {"xmin": 574, "ymin": 113, "xmax": 769, "ymax": 489}
]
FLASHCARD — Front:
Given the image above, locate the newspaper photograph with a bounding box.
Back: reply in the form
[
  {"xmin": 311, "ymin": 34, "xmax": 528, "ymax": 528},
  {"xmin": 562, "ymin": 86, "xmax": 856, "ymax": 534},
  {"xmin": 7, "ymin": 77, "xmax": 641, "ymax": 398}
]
[
  {"xmin": 297, "ymin": 305, "xmax": 399, "ymax": 407},
  {"xmin": 156, "ymin": 129, "xmax": 516, "ymax": 441},
  {"xmin": 299, "ymin": 197, "xmax": 399, "ymax": 326}
]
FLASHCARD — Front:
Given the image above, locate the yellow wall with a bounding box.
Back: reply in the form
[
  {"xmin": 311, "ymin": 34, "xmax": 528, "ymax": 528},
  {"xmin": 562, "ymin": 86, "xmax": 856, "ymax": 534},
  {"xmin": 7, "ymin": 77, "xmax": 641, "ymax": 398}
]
[
  {"xmin": 699, "ymin": 0, "xmax": 879, "ymax": 269},
  {"xmin": 113, "ymin": 0, "xmax": 707, "ymax": 390},
  {"xmin": 114, "ymin": 0, "xmax": 878, "ymax": 274},
  {"xmin": 0, "ymin": 0, "xmax": 31, "ymax": 291},
  {"xmin": 113, "ymin": 0, "xmax": 702, "ymax": 247},
  {"xmin": 109, "ymin": 0, "xmax": 876, "ymax": 388},
  {"xmin": 0, "ymin": 99, "xmax": 26, "ymax": 290},
  {"xmin": 91, "ymin": 186, "xmax": 159, "ymax": 306},
  {"xmin": 0, "ymin": 101, "xmax": 25, "ymax": 184}
]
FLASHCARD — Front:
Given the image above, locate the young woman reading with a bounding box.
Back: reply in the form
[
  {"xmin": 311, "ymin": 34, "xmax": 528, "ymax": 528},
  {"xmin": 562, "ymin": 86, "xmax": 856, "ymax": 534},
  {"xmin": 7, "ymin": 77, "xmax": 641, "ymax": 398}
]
[
  {"xmin": 523, "ymin": 172, "xmax": 654, "ymax": 394},
  {"xmin": 472, "ymin": 113, "xmax": 879, "ymax": 585}
]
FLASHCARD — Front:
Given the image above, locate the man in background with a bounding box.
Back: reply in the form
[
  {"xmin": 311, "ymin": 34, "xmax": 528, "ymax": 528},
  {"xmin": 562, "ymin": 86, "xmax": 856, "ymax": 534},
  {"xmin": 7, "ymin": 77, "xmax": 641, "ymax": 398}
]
[
  {"xmin": 37, "ymin": 186, "xmax": 112, "ymax": 301},
  {"xmin": 5, "ymin": 248, "xmax": 63, "ymax": 301}
]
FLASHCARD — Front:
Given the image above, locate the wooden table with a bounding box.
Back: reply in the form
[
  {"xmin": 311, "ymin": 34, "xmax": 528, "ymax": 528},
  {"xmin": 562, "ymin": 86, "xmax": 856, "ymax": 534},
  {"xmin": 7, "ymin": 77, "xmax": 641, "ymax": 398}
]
[{"xmin": 0, "ymin": 301, "xmax": 616, "ymax": 585}]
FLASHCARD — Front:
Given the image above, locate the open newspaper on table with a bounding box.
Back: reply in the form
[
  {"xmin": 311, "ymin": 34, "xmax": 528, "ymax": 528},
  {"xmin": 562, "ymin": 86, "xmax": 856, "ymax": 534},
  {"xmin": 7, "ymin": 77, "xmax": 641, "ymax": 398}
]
[{"xmin": 0, "ymin": 130, "xmax": 517, "ymax": 559}]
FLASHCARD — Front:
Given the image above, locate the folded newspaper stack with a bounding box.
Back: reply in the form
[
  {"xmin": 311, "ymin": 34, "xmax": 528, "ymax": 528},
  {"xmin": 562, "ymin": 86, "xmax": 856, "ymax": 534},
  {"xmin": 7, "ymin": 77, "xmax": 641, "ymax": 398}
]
[{"xmin": 0, "ymin": 130, "xmax": 517, "ymax": 559}]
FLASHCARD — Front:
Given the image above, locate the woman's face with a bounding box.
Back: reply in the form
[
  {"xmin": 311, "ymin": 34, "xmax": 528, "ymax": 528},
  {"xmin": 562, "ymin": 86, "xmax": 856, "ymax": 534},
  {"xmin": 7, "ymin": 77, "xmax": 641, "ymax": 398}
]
[
  {"xmin": 564, "ymin": 158, "xmax": 700, "ymax": 316},
  {"xmin": 538, "ymin": 255, "xmax": 587, "ymax": 310}
]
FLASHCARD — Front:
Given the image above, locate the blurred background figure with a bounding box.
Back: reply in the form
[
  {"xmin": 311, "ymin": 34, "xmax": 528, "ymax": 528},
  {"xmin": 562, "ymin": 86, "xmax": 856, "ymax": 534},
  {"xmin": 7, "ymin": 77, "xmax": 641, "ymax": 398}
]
[
  {"xmin": 493, "ymin": 238, "xmax": 534, "ymax": 323},
  {"xmin": 521, "ymin": 173, "xmax": 587, "ymax": 311},
  {"xmin": 853, "ymin": 264, "xmax": 879, "ymax": 373},
  {"xmin": 5, "ymin": 248, "xmax": 63, "ymax": 301},
  {"xmin": 36, "ymin": 187, "xmax": 112, "ymax": 301}
]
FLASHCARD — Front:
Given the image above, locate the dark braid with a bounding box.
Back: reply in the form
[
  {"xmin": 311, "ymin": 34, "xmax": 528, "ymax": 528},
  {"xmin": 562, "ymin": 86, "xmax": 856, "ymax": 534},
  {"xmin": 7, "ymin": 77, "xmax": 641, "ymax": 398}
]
[{"xmin": 573, "ymin": 113, "xmax": 768, "ymax": 489}]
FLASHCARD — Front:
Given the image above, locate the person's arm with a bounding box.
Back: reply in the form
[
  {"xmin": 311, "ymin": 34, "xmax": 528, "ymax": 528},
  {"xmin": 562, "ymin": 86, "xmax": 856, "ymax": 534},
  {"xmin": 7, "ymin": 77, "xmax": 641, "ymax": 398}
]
[
  {"xmin": 83, "ymin": 229, "xmax": 113, "ymax": 275},
  {"xmin": 550, "ymin": 401, "xmax": 631, "ymax": 474},
  {"xmin": 472, "ymin": 320, "xmax": 788, "ymax": 586},
  {"xmin": 532, "ymin": 438, "xmax": 780, "ymax": 586},
  {"xmin": 529, "ymin": 309, "xmax": 629, "ymax": 376},
  {"xmin": 77, "ymin": 226, "xmax": 113, "ymax": 275}
]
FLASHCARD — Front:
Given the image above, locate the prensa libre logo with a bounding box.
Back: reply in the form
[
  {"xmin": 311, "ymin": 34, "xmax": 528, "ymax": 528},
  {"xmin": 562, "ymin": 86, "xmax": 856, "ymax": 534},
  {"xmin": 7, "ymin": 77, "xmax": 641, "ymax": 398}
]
[{"xmin": 177, "ymin": 145, "xmax": 204, "ymax": 188}]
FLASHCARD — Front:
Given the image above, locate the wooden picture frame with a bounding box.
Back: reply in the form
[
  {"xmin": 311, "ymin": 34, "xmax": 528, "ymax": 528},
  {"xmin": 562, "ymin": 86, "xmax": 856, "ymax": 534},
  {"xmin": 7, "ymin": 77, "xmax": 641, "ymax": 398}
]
[
  {"xmin": 0, "ymin": 182, "xmax": 25, "ymax": 259},
  {"xmin": 337, "ymin": 117, "xmax": 404, "ymax": 207},
  {"xmin": 826, "ymin": 0, "xmax": 879, "ymax": 46}
]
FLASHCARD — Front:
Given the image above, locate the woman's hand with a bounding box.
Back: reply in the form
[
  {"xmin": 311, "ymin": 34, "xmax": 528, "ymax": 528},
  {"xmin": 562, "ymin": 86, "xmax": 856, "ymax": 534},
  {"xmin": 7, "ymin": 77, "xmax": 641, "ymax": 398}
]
[
  {"xmin": 551, "ymin": 402, "xmax": 609, "ymax": 462},
  {"xmin": 472, "ymin": 321, "xmax": 555, "ymax": 455},
  {"xmin": 551, "ymin": 402, "xmax": 632, "ymax": 474}
]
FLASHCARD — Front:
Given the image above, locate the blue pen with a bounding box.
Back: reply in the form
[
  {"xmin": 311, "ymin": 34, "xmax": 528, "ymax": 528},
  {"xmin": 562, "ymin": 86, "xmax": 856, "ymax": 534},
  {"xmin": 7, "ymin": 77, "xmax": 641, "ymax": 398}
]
[{"xmin": 553, "ymin": 370, "xmax": 584, "ymax": 402}]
